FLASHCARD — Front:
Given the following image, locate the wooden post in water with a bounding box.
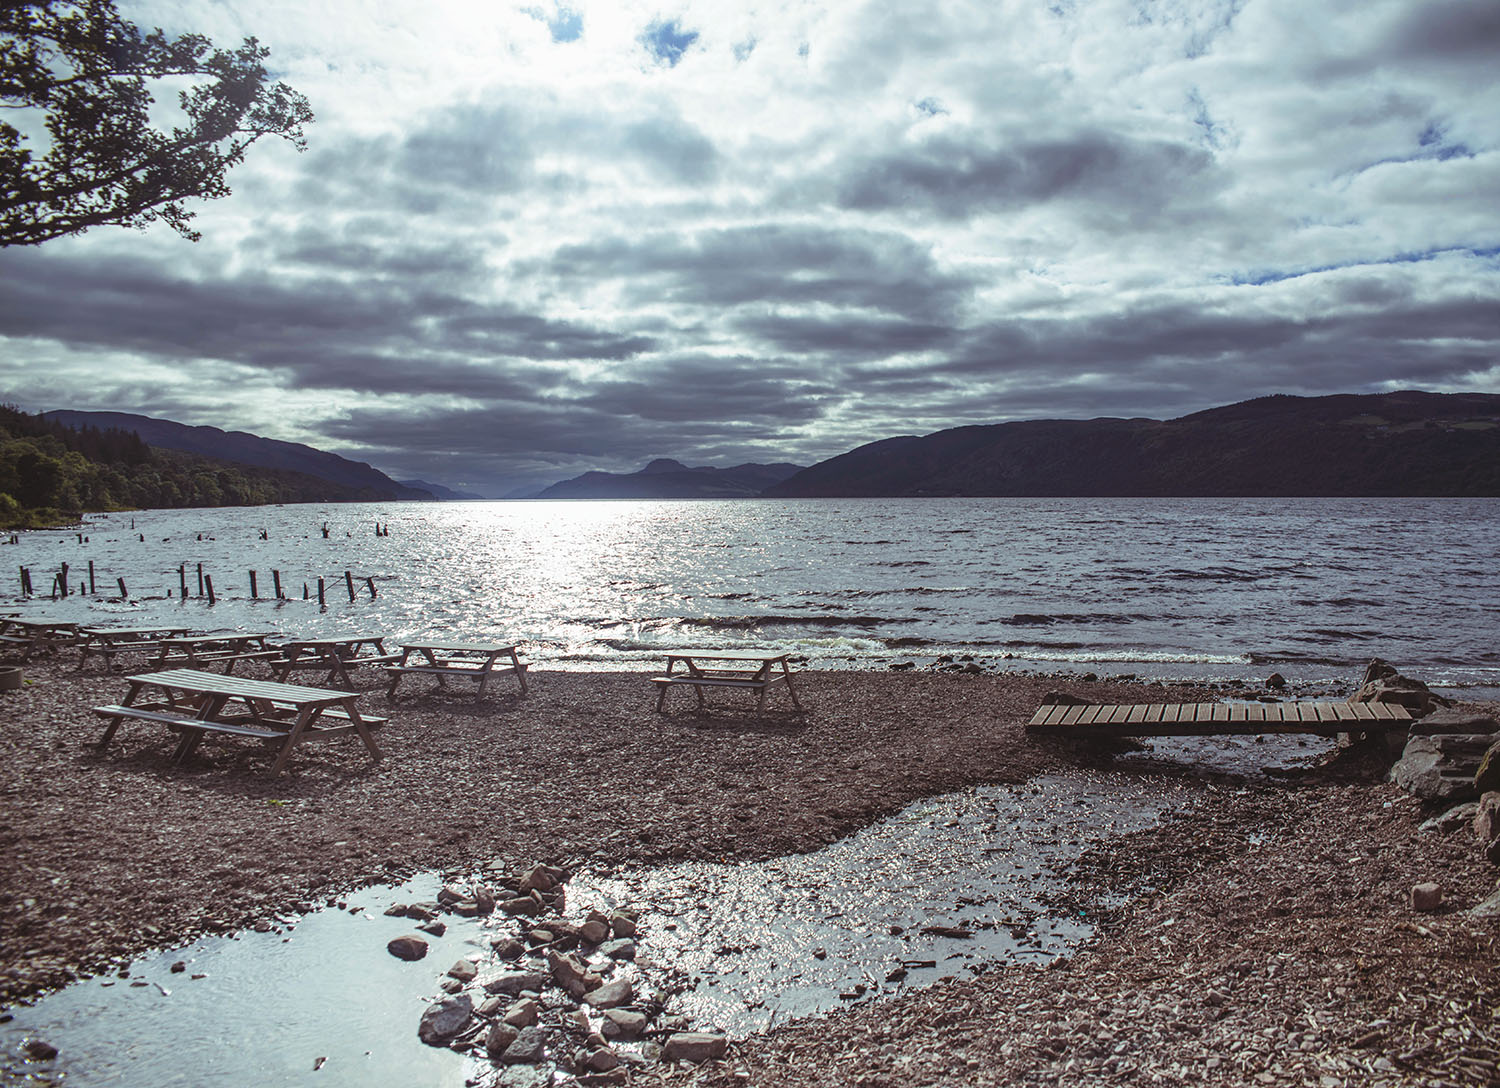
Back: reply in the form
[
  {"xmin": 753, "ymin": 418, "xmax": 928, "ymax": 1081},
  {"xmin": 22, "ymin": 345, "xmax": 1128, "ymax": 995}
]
[
  {"xmin": 272, "ymin": 570, "xmax": 283, "ymax": 600},
  {"xmin": 196, "ymin": 563, "xmax": 204, "ymax": 597},
  {"xmin": 317, "ymin": 578, "xmax": 326, "ymax": 607},
  {"xmin": 205, "ymin": 575, "xmax": 216, "ymax": 605},
  {"xmin": 178, "ymin": 565, "xmax": 187, "ymax": 600},
  {"xmin": 365, "ymin": 576, "xmax": 377, "ymax": 599},
  {"xmin": 18, "ymin": 567, "xmax": 29, "ymax": 595},
  {"xmin": 249, "ymin": 571, "xmax": 259, "ymax": 599},
  {"xmin": 303, "ymin": 583, "xmax": 309, "ymax": 600},
  {"xmin": 321, "ymin": 522, "xmax": 330, "ymax": 539},
  {"xmin": 59, "ymin": 562, "xmax": 69, "ymax": 597},
  {"xmin": 117, "ymin": 577, "xmax": 127, "ymax": 598},
  {"xmin": 88, "ymin": 560, "xmax": 96, "ymax": 595},
  {"xmin": 51, "ymin": 572, "xmax": 62, "ymax": 599},
  {"xmin": 344, "ymin": 570, "xmax": 355, "ymax": 603}
]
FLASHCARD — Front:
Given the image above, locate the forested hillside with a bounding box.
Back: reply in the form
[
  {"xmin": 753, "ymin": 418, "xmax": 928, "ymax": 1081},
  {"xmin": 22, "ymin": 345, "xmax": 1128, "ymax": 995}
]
[{"xmin": 0, "ymin": 406, "xmax": 408, "ymax": 527}]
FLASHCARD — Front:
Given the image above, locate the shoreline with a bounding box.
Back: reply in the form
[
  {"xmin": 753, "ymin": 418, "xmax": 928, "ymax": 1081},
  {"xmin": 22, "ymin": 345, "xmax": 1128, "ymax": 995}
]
[{"xmin": 2, "ymin": 661, "xmax": 1497, "ymax": 1085}]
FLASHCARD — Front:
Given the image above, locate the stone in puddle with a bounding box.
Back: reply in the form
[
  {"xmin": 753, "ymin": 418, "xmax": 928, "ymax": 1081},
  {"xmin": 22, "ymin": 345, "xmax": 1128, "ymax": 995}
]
[
  {"xmin": 503, "ymin": 998, "xmax": 540, "ymax": 1028},
  {"xmin": 387, "ymin": 935, "xmax": 428, "ymax": 961},
  {"xmin": 500, "ymin": 1026, "xmax": 548, "ymax": 1064},
  {"xmin": 418, "ymin": 995, "xmax": 472, "ymax": 1046},
  {"xmin": 484, "ymin": 971, "xmax": 548, "ymax": 995},
  {"xmin": 662, "ymin": 1032, "xmax": 728, "ymax": 1063},
  {"xmin": 484, "ymin": 1023, "xmax": 519, "ymax": 1057},
  {"xmin": 602, "ymin": 1009, "xmax": 648, "ymax": 1038},
  {"xmin": 599, "ymin": 938, "xmax": 636, "ymax": 960},
  {"xmin": 416, "ymin": 921, "xmax": 446, "ymax": 937},
  {"xmin": 584, "ymin": 978, "xmax": 633, "ymax": 1009},
  {"xmin": 23, "ymin": 1040, "xmax": 58, "ymax": 1061}
]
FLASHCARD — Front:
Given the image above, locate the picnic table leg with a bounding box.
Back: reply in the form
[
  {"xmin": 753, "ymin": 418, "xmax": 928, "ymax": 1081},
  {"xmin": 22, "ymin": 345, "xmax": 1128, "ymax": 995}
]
[
  {"xmin": 343, "ymin": 702, "xmax": 382, "ymax": 763},
  {"xmin": 655, "ymin": 681, "xmax": 669, "ymax": 713},
  {"xmin": 511, "ymin": 650, "xmax": 527, "ymax": 694},
  {"xmin": 171, "ymin": 694, "xmax": 231, "ymax": 764},
  {"xmin": 476, "ymin": 659, "xmax": 492, "ymax": 700},
  {"xmin": 781, "ymin": 660, "xmax": 803, "ymax": 710},
  {"xmin": 270, "ymin": 705, "xmax": 319, "ymax": 777},
  {"xmin": 98, "ymin": 680, "xmax": 142, "ymax": 749}
]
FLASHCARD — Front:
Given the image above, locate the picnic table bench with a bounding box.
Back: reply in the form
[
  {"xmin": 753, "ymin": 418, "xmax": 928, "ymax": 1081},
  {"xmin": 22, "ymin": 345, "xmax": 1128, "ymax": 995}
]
[
  {"xmin": 76, "ymin": 625, "xmax": 191, "ymax": 670},
  {"xmin": 93, "ymin": 668, "xmax": 386, "ymax": 776},
  {"xmin": 154, "ymin": 632, "xmax": 281, "ymax": 674},
  {"xmin": 271, "ymin": 635, "xmax": 401, "ymax": 688},
  {"xmin": 1026, "ymin": 698, "xmax": 1413, "ymax": 736},
  {"xmin": 651, "ymin": 650, "xmax": 802, "ymax": 713},
  {"xmin": 385, "ymin": 641, "xmax": 528, "ymax": 699}
]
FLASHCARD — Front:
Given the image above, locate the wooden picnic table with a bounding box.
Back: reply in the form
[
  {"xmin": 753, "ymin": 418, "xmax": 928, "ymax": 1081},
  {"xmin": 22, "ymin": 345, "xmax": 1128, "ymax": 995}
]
[
  {"xmin": 385, "ymin": 641, "xmax": 528, "ymax": 699},
  {"xmin": 651, "ymin": 650, "xmax": 802, "ymax": 713},
  {"xmin": 154, "ymin": 632, "xmax": 280, "ymax": 674},
  {"xmin": 270, "ymin": 635, "xmax": 401, "ymax": 688},
  {"xmin": 76, "ymin": 624, "xmax": 191, "ymax": 670},
  {"xmin": 0, "ymin": 617, "xmax": 81, "ymax": 658},
  {"xmin": 92, "ymin": 668, "xmax": 386, "ymax": 776}
]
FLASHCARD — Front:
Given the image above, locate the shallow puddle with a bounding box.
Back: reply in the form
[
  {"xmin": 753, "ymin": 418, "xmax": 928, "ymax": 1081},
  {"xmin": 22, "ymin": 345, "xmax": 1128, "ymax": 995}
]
[{"xmin": 1, "ymin": 737, "xmax": 1331, "ymax": 1086}]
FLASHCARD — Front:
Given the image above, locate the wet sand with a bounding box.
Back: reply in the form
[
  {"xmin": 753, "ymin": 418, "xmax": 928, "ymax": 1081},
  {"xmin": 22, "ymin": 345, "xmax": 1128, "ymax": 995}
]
[{"xmin": 2, "ymin": 660, "xmax": 1497, "ymax": 1085}]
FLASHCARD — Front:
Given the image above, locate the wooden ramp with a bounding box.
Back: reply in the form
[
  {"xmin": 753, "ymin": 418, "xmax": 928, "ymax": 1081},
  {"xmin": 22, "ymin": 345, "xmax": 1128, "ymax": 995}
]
[{"xmin": 1026, "ymin": 700, "xmax": 1412, "ymax": 737}]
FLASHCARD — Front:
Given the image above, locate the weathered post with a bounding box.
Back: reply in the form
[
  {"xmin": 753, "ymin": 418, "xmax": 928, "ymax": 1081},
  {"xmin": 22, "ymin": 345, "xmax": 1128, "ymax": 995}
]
[
  {"xmin": 365, "ymin": 576, "xmax": 377, "ymax": 599},
  {"xmin": 205, "ymin": 575, "xmax": 216, "ymax": 605},
  {"xmin": 272, "ymin": 570, "xmax": 283, "ymax": 600},
  {"xmin": 117, "ymin": 577, "xmax": 127, "ymax": 598},
  {"xmin": 344, "ymin": 570, "xmax": 356, "ymax": 602},
  {"xmin": 196, "ymin": 563, "xmax": 204, "ymax": 597},
  {"xmin": 88, "ymin": 560, "xmax": 96, "ymax": 595},
  {"xmin": 59, "ymin": 562, "xmax": 69, "ymax": 597},
  {"xmin": 321, "ymin": 522, "xmax": 330, "ymax": 539},
  {"xmin": 178, "ymin": 565, "xmax": 187, "ymax": 600},
  {"xmin": 249, "ymin": 571, "xmax": 259, "ymax": 599},
  {"xmin": 317, "ymin": 578, "xmax": 326, "ymax": 607}
]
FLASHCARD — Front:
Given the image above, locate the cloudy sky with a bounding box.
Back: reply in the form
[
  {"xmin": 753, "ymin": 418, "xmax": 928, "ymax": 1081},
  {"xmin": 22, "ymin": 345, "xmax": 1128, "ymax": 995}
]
[{"xmin": 2, "ymin": 0, "xmax": 1498, "ymax": 495}]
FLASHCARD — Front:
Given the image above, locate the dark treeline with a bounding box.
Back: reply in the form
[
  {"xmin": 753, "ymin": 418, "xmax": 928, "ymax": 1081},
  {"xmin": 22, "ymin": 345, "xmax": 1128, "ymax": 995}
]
[{"xmin": 0, "ymin": 405, "xmax": 398, "ymax": 527}]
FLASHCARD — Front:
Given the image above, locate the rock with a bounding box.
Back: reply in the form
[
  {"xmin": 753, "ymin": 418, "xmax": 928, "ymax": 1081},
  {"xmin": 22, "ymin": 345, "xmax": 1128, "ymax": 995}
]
[
  {"xmin": 548, "ymin": 951, "xmax": 600, "ymax": 997},
  {"xmin": 473, "ymin": 886, "xmax": 496, "ymax": 914},
  {"xmin": 416, "ymin": 921, "xmax": 446, "ymax": 937},
  {"xmin": 602, "ymin": 1009, "xmax": 648, "ymax": 1038},
  {"xmin": 451, "ymin": 899, "xmax": 483, "ymax": 918},
  {"xmin": 584, "ymin": 978, "xmax": 633, "ymax": 1009},
  {"xmin": 599, "ymin": 938, "xmax": 637, "ymax": 960},
  {"xmin": 437, "ymin": 883, "xmax": 467, "ymax": 905},
  {"xmin": 439, "ymin": 979, "xmax": 464, "ymax": 994},
  {"xmin": 387, "ymin": 935, "xmax": 428, "ymax": 962},
  {"xmin": 584, "ymin": 1047, "xmax": 621, "ymax": 1072},
  {"xmin": 484, "ymin": 1023, "xmax": 519, "ymax": 1057},
  {"xmin": 1390, "ymin": 734, "xmax": 1495, "ymax": 802},
  {"xmin": 503, "ymin": 998, "xmax": 540, "ymax": 1028},
  {"xmin": 1413, "ymin": 709, "xmax": 1500, "ymax": 736},
  {"xmin": 1470, "ymin": 888, "xmax": 1500, "ymax": 918},
  {"xmin": 23, "ymin": 1040, "xmax": 58, "ymax": 1061},
  {"xmin": 1353, "ymin": 659, "xmax": 1449, "ymax": 718},
  {"xmin": 1478, "ymin": 738, "xmax": 1500, "ymax": 793},
  {"xmin": 404, "ymin": 902, "xmax": 441, "ymax": 922},
  {"xmin": 483, "ymin": 971, "xmax": 548, "ymax": 995},
  {"xmin": 609, "ymin": 913, "xmax": 638, "ymax": 939},
  {"xmin": 477, "ymin": 996, "xmax": 504, "ymax": 1017},
  {"xmin": 499, "ymin": 897, "xmax": 542, "ymax": 917},
  {"xmin": 662, "ymin": 1032, "xmax": 728, "ymax": 1063},
  {"xmin": 579, "ymin": 919, "xmax": 609, "ymax": 944},
  {"xmin": 1266, "ymin": 672, "xmax": 1286, "ymax": 689},
  {"xmin": 418, "ymin": 995, "xmax": 472, "ymax": 1046},
  {"xmin": 1419, "ymin": 802, "xmax": 1479, "ymax": 834},
  {"xmin": 448, "ymin": 959, "xmax": 477, "ymax": 983},
  {"xmin": 383, "ymin": 904, "xmax": 407, "ymax": 917},
  {"xmin": 500, "ymin": 1026, "xmax": 548, "ymax": 1064},
  {"xmin": 518, "ymin": 865, "xmax": 555, "ymax": 893},
  {"xmin": 1039, "ymin": 691, "xmax": 1091, "ymax": 707},
  {"xmin": 490, "ymin": 938, "xmax": 525, "ymax": 960},
  {"xmin": 1411, "ymin": 882, "xmax": 1443, "ymax": 912}
]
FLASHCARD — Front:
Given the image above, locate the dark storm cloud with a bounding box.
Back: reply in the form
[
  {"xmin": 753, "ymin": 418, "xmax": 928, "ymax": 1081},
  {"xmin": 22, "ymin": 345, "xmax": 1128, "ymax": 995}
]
[
  {"xmin": 578, "ymin": 357, "xmax": 838, "ymax": 423},
  {"xmin": 834, "ymin": 129, "xmax": 1220, "ymax": 222},
  {"xmin": 545, "ymin": 223, "xmax": 975, "ymax": 321},
  {"xmin": 0, "ymin": 250, "xmax": 651, "ymax": 385},
  {"xmin": 734, "ymin": 312, "xmax": 954, "ymax": 357}
]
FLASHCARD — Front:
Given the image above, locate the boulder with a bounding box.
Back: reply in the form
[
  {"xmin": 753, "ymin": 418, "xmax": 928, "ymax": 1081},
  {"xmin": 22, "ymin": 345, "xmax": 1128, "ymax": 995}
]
[
  {"xmin": 1266, "ymin": 673, "xmax": 1286, "ymax": 689},
  {"xmin": 1419, "ymin": 801, "xmax": 1479, "ymax": 834},
  {"xmin": 482, "ymin": 971, "xmax": 548, "ymax": 996},
  {"xmin": 1391, "ymin": 734, "xmax": 1496, "ymax": 802},
  {"xmin": 584, "ymin": 1047, "xmax": 621, "ymax": 1072},
  {"xmin": 662, "ymin": 1032, "xmax": 728, "ymax": 1063},
  {"xmin": 490, "ymin": 938, "xmax": 525, "ymax": 960},
  {"xmin": 1353, "ymin": 659, "xmax": 1449, "ymax": 718},
  {"xmin": 503, "ymin": 998, "xmax": 540, "ymax": 1028},
  {"xmin": 1039, "ymin": 691, "xmax": 1091, "ymax": 707},
  {"xmin": 579, "ymin": 919, "xmax": 609, "ymax": 944},
  {"xmin": 1476, "ymin": 792, "xmax": 1500, "ymax": 864},
  {"xmin": 602, "ymin": 1009, "xmax": 648, "ymax": 1038},
  {"xmin": 1413, "ymin": 709, "xmax": 1500, "ymax": 736},
  {"xmin": 1478, "ymin": 738, "xmax": 1500, "ymax": 794},
  {"xmin": 387, "ymin": 935, "xmax": 428, "ymax": 962},
  {"xmin": 418, "ymin": 995, "xmax": 472, "ymax": 1046},
  {"xmin": 548, "ymin": 951, "xmax": 600, "ymax": 997},
  {"xmin": 484, "ymin": 1023, "xmax": 519, "ymax": 1057},
  {"xmin": 499, "ymin": 897, "xmax": 542, "ymax": 917},
  {"xmin": 609, "ymin": 913, "xmax": 638, "ymax": 939},
  {"xmin": 1471, "ymin": 888, "xmax": 1500, "ymax": 919},
  {"xmin": 448, "ymin": 959, "xmax": 477, "ymax": 983},
  {"xmin": 599, "ymin": 938, "xmax": 637, "ymax": 961}
]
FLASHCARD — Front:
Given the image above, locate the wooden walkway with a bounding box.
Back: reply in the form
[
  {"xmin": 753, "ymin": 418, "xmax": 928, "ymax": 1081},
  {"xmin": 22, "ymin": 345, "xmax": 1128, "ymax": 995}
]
[{"xmin": 1026, "ymin": 700, "xmax": 1412, "ymax": 737}]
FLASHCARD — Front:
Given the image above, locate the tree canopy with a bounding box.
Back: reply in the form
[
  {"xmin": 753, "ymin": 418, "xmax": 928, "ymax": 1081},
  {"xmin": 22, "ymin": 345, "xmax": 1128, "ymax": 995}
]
[{"xmin": 0, "ymin": 0, "xmax": 312, "ymax": 246}]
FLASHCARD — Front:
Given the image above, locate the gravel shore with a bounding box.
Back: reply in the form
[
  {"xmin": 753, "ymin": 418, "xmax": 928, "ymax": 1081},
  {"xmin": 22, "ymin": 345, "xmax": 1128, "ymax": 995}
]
[{"xmin": 2, "ymin": 658, "xmax": 1497, "ymax": 1085}]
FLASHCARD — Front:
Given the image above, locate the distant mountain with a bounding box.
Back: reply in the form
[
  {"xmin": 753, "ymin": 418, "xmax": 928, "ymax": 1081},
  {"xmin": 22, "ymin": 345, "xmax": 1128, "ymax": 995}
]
[
  {"xmin": 398, "ymin": 478, "xmax": 487, "ymax": 501},
  {"xmin": 765, "ymin": 392, "xmax": 1500, "ymax": 497},
  {"xmin": 537, "ymin": 458, "xmax": 805, "ymax": 499},
  {"xmin": 43, "ymin": 411, "xmax": 431, "ymax": 501}
]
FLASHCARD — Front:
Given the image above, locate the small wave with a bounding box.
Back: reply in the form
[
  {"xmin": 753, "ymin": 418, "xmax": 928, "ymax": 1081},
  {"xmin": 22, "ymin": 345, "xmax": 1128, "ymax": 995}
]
[
  {"xmin": 1162, "ymin": 567, "xmax": 1265, "ymax": 582},
  {"xmin": 673, "ymin": 614, "xmax": 900, "ymax": 630},
  {"xmin": 883, "ymin": 636, "xmax": 933, "ymax": 648},
  {"xmin": 1246, "ymin": 651, "xmax": 1354, "ymax": 667},
  {"xmin": 873, "ymin": 560, "xmax": 932, "ymax": 568},
  {"xmin": 1005, "ymin": 647, "xmax": 1252, "ymax": 665}
]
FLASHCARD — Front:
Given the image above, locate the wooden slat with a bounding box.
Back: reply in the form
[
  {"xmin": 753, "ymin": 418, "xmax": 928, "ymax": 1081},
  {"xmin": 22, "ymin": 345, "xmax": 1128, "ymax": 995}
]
[
  {"xmin": 1126, "ymin": 704, "xmax": 1149, "ymax": 723},
  {"xmin": 1346, "ymin": 702, "xmax": 1377, "ymax": 720},
  {"xmin": 1366, "ymin": 701, "xmax": 1397, "ymax": 719}
]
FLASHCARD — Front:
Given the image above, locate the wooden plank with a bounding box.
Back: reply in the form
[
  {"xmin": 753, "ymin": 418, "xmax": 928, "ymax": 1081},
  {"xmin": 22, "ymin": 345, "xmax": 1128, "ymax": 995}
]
[
  {"xmin": 1211, "ymin": 703, "xmax": 1231, "ymax": 722},
  {"xmin": 1042, "ymin": 705, "xmax": 1072, "ymax": 727},
  {"xmin": 1228, "ymin": 704, "xmax": 1249, "ymax": 721},
  {"xmin": 1346, "ymin": 702, "xmax": 1377, "ymax": 720},
  {"xmin": 1141, "ymin": 705, "xmax": 1166, "ymax": 723},
  {"xmin": 1126, "ymin": 704, "xmax": 1149, "ymax": 723},
  {"xmin": 1059, "ymin": 705, "xmax": 1091, "ymax": 727},
  {"xmin": 1366, "ymin": 701, "xmax": 1397, "ymax": 719}
]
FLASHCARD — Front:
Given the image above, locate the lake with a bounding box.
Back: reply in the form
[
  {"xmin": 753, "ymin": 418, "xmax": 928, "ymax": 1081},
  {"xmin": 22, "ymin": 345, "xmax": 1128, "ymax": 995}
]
[{"xmin": 7, "ymin": 497, "xmax": 1499, "ymax": 696}]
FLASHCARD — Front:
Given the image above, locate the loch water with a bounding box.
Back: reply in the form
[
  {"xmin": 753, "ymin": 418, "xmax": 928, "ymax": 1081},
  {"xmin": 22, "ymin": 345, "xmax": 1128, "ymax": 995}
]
[{"xmin": 6, "ymin": 496, "xmax": 1499, "ymax": 694}]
